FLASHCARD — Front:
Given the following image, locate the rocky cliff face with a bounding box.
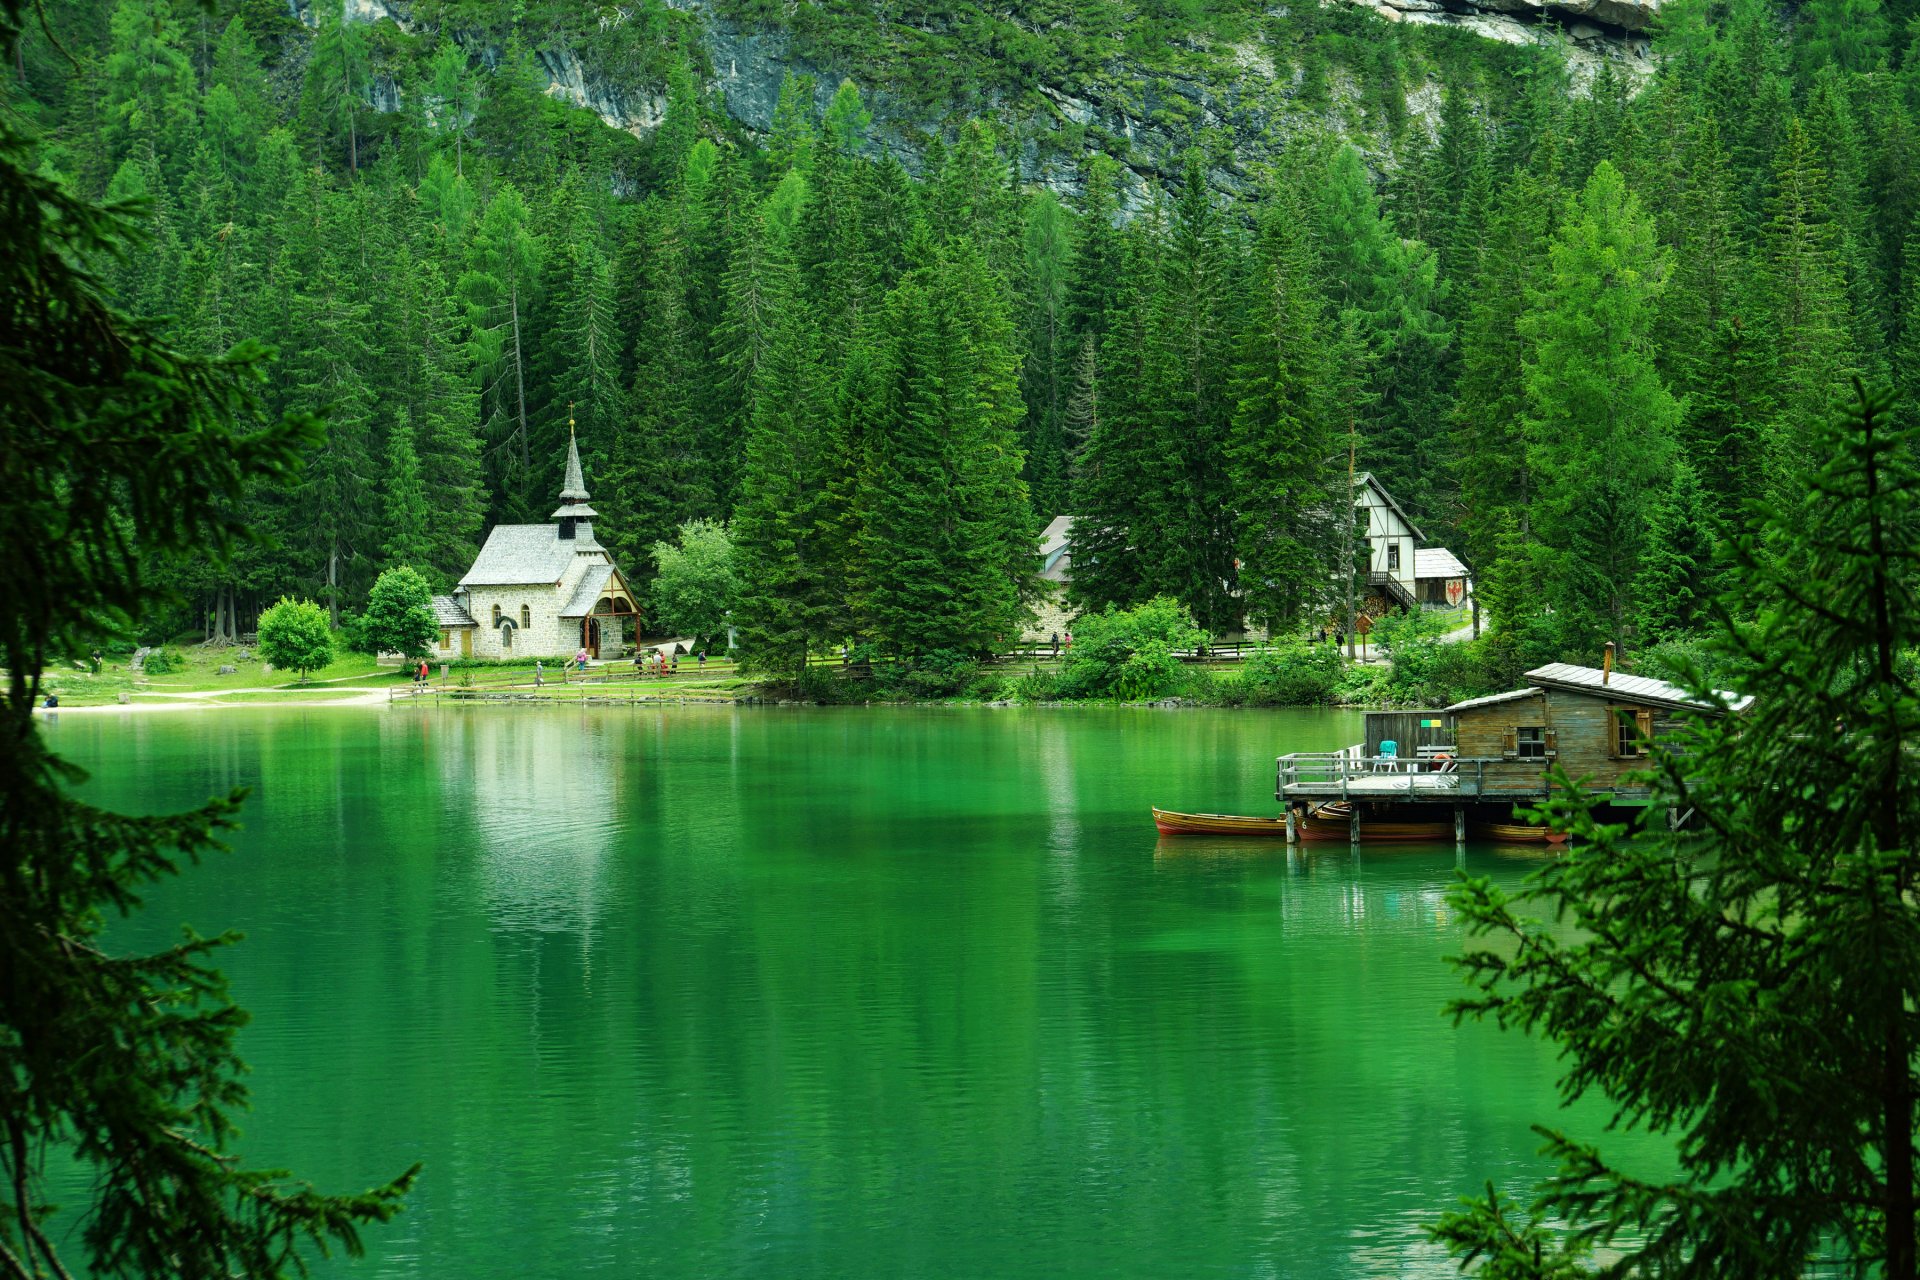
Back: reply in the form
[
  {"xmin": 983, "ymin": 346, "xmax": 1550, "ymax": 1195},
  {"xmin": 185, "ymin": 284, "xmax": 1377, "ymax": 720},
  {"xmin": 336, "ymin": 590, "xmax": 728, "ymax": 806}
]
[{"xmin": 317, "ymin": 0, "xmax": 1654, "ymax": 202}]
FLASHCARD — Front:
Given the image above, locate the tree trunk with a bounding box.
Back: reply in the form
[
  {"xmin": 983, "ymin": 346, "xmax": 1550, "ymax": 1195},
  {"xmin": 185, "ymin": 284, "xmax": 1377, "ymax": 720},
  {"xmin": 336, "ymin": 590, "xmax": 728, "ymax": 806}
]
[{"xmin": 329, "ymin": 540, "xmax": 340, "ymax": 628}]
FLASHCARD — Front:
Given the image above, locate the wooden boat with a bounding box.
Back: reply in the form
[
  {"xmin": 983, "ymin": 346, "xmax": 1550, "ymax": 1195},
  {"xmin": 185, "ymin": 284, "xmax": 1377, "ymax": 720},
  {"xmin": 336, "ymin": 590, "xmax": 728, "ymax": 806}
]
[
  {"xmin": 1296, "ymin": 801, "xmax": 1453, "ymax": 843},
  {"xmin": 1151, "ymin": 807, "xmax": 1290, "ymax": 837},
  {"xmin": 1472, "ymin": 820, "xmax": 1570, "ymax": 845}
]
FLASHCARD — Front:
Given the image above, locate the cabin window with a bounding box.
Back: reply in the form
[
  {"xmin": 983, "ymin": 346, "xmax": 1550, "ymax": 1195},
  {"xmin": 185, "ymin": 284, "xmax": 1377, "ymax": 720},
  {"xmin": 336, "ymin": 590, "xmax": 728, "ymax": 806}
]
[
  {"xmin": 521, "ymin": 603, "xmax": 531, "ymax": 629},
  {"xmin": 492, "ymin": 603, "xmax": 501, "ymax": 626},
  {"xmin": 1387, "ymin": 543, "xmax": 1401, "ymax": 572},
  {"xmin": 440, "ymin": 629, "xmax": 450, "ymax": 649},
  {"xmin": 1516, "ymin": 726, "xmax": 1546, "ymax": 759},
  {"xmin": 1613, "ymin": 708, "xmax": 1656, "ymax": 758}
]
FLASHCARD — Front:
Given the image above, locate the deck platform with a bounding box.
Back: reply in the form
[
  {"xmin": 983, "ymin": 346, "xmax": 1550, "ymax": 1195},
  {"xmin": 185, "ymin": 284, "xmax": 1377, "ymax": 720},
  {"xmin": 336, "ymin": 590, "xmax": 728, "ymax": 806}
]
[{"xmin": 1277, "ymin": 747, "xmax": 1548, "ymax": 803}]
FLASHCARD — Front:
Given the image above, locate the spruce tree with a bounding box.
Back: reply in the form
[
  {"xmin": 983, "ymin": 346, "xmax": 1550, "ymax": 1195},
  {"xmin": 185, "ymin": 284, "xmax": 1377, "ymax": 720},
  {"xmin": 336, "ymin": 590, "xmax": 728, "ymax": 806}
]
[
  {"xmin": 1439, "ymin": 385, "xmax": 1920, "ymax": 1280},
  {"xmin": 1020, "ymin": 189, "xmax": 1074, "ymax": 518},
  {"xmin": 1227, "ymin": 179, "xmax": 1339, "ymax": 631},
  {"xmin": 1635, "ymin": 461, "xmax": 1715, "ymax": 643},
  {"xmin": 380, "ymin": 410, "xmax": 435, "ymax": 574},
  {"xmin": 460, "ymin": 182, "xmax": 544, "ymax": 519},
  {"xmin": 1518, "ymin": 161, "xmax": 1679, "ymax": 651}
]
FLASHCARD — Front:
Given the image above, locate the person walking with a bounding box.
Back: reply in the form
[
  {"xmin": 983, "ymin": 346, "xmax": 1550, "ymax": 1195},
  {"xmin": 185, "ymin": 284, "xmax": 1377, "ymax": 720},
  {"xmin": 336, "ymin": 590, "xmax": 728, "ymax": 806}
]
[
  {"xmin": 534, "ymin": 659, "xmax": 544, "ymax": 688},
  {"xmin": 1050, "ymin": 632, "xmax": 1060, "ymax": 658},
  {"xmin": 698, "ymin": 650, "xmax": 707, "ymax": 672}
]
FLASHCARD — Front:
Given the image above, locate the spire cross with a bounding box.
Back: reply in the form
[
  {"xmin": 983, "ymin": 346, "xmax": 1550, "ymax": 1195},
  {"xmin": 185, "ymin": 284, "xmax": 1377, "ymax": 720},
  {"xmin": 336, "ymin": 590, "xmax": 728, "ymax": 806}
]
[{"xmin": 569, "ymin": 401, "xmax": 576, "ymax": 437}]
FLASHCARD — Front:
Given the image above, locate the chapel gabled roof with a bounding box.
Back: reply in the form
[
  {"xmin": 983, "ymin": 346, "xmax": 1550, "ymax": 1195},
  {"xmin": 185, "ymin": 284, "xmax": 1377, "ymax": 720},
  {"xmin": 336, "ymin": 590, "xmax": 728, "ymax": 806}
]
[
  {"xmin": 558, "ymin": 563, "xmax": 619, "ymax": 618},
  {"xmin": 458, "ymin": 525, "xmax": 581, "ymax": 587}
]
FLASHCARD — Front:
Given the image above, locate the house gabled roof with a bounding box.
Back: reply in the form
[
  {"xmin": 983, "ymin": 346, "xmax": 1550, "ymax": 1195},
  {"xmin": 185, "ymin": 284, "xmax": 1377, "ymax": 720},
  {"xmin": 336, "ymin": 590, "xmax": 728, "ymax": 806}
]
[
  {"xmin": 1526, "ymin": 663, "xmax": 1755, "ymax": 715},
  {"xmin": 430, "ymin": 595, "xmax": 477, "ymax": 627},
  {"xmin": 1354, "ymin": 471, "xmax": 1425, "ymax": 542},
  {"xmin": 1038, "ymin": 515, "xmax": 1074, "ymax": 583},
  {"xmin": 458, "ymin": 525, "xmax": 581, "ymax": 587},
  {"xmin": 1444, "ymin": 687, "xmax": 1542, "ymax": 714},
  {"xmin": 1414, "ymin": 547, "xmax": 1469, "ymax": 581}
]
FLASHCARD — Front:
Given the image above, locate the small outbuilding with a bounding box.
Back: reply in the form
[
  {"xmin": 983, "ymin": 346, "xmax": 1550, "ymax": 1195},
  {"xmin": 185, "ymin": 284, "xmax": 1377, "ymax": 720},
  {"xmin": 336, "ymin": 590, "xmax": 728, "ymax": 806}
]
[{"xmin": 1445, "ymin": 661, "xmax": 1753, "ymax": 800}]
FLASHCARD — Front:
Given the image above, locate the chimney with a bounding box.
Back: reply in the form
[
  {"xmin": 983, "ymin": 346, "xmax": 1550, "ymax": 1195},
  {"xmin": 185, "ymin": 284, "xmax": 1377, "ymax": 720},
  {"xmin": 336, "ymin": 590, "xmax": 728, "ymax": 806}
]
[{"xmin": 1602, "ymin": 642, "xmax": 1615, "ymax": 685}]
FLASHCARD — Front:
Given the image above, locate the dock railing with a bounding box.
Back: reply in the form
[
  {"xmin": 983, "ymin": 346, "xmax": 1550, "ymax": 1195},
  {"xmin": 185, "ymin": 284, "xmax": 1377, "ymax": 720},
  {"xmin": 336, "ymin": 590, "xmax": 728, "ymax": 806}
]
[{"xmin": 1276, "ymin": 749, "xmax": 1505, "ymax": 800}]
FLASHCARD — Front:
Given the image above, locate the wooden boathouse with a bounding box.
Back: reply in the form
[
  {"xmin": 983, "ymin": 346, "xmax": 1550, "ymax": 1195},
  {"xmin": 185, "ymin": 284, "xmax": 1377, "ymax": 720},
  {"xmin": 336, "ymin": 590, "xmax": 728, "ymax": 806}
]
[{"xmin": 1275, "ymin": 657, "xmax": 1754, "ymax": 842}]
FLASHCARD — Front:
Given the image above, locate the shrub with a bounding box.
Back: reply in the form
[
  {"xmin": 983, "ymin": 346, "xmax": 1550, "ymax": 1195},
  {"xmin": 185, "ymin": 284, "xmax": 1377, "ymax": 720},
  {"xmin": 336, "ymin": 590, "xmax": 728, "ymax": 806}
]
[
  {"xmin": 256, "ymin": 597, "xmax": 335, "ymax": 680},
  {"xmin": 1004, "ymin": 670, "xmax": 1061, "ymax": 702},
  {"xmin": 139, "ymin": 647, "xmax": 185, "ymax": 675},
  {"xmin": 897, "ymin": 649, "xmax": 979, "ymax": 698},
  {"xmin": 1059, "ymin": 597, "xmax": 1207, "ymax": 700},
  {"xmin": 1234, "ymin": 641, "xmax": 1344, "ymax": 706}
]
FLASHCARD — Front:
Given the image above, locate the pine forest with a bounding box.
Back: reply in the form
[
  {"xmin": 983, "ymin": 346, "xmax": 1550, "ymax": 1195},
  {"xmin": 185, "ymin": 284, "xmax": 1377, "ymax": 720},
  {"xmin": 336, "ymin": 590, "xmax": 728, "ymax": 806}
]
[{"xmin": 10, "ymin": 0, "xmax": 1910, "ymax": 685}]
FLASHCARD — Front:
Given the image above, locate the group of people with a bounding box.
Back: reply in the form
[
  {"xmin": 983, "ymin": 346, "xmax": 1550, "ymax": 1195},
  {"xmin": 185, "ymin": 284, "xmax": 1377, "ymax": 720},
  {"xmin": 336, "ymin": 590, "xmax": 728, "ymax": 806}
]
[{"xmin": 633, "ymin": 648, "xmax": 706, "ymax": 677}]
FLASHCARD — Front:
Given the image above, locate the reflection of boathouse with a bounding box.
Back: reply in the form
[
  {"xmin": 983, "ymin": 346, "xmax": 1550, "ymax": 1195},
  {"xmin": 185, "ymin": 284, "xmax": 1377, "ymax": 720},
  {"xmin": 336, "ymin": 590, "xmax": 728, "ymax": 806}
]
[
  {"xmin": 431, "ymin": 431, "xmax": 639, "ymax": 661},
  {"xmin": 1276, "ymin": 655, "xmax": 1754, "ymax": 841}
]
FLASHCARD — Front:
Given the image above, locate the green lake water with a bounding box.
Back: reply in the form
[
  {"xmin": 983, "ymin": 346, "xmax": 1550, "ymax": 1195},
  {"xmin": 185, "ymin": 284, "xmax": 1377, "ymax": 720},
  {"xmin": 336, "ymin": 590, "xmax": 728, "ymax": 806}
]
[{"xmin": 50, "ymin": 705, "xmax": 1655, "ymax": 1278}]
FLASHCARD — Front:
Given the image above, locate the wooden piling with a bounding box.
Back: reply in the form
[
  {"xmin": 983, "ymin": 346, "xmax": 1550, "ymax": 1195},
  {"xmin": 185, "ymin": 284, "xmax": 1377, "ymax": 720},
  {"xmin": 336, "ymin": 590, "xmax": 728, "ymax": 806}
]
[{"xmin": 1285, "ymin": 806, "xmax": 1297, "ymax": 844}]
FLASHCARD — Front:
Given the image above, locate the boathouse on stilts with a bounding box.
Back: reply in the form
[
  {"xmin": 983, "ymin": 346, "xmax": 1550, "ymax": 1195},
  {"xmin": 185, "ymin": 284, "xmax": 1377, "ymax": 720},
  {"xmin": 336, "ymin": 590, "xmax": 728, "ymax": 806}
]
[{"xmin": 1275, "ymin": 647, "xmax": 1754, "ymax": 844}]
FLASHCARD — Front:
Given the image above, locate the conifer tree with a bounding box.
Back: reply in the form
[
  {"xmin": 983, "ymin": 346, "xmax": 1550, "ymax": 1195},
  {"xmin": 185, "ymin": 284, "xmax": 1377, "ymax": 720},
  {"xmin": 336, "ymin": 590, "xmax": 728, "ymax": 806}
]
[
  {"xmin": 1073, "ymin": 225, "xmax": 1159, "ymax": 612},
  {"xmin": 1452, "ymin": 169, "xmax": 1557, "ymax": 618},
  {"xmin": 1635, "ymin": 461, "xmax": 1715, "ymax": 643},
  {"xmin": 1142, "ymin": 154, "xmax": 1240, "ymax": 632},
  {"xmin": 1020, "ymin": 189, "xmax": 1074, "ymax": 517},
  {"xmin": 1227, "ymin": 180, "xmax": 1340, "ymax": 630},
  {"xmin": 1518, "ymin": 161, "xmax": 1679, "ymax": 651},
  {"xmin": 380, "ymin": 410, "xmax": 435, "ymax": 574},
  {"xmin": 1761, "ymin": 118, "xmax": 1858, "ymax": 495},
  {"xmin": 856, "ymin": 236, "xmax": 1030, "ymax": 656},
  {"xmin": 732, "ymin": 217, "xmax": 834, "ymax": 675},
  {"xmin": 1440, "ymin": 385, "xmax": 1920, "ymax": 1280},
  {"xmin": 460, "ymin": 182, "xmax": 544, "ymax": 518}
]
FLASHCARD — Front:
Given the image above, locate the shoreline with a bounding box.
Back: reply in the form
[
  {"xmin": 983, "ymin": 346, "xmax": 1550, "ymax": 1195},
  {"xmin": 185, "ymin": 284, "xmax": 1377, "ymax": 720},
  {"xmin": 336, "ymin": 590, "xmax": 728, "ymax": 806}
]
[{"xmin": 37, "ymin": 691, "xmax": 1364, "ymax": 714}]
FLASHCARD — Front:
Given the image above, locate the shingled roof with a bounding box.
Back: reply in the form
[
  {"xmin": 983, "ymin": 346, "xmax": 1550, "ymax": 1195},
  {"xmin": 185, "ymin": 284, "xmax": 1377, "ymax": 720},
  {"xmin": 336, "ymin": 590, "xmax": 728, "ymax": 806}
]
[
  {"xmin": 558, "ymin": 564, "xmax": 617, "ymax": 618},
  {"xmin": 430, "ymin": 595, "xmax": 477, "ymax": 627},
  {"xmin": 458, "ymin": 526, "xmax": 580, "ymax": 587}
]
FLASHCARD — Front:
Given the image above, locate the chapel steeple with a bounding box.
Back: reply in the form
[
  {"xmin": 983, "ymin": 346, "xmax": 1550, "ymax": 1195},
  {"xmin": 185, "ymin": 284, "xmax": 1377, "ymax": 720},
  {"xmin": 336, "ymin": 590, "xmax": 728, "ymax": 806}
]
[{"xmin": 552, "ymin": 409, "xmax": 598, "ymax": 543}]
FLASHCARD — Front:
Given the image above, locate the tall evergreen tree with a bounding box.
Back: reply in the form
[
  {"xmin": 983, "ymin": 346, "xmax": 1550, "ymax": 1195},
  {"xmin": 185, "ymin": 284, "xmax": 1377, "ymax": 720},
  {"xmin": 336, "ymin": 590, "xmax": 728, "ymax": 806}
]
[
  {"xmin": 1518, "ymin": 161, "xmax": 1680, "ymax": 651},
  {"xmin": 1227, "ymin": 180, "xmax": 1340, "ymax": 631}
]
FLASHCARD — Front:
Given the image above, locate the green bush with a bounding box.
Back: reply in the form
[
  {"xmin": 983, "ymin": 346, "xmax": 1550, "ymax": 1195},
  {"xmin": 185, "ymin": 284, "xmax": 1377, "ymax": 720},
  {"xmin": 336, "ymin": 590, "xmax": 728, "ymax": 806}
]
[
  {"xmin": 1058, "ymin": 596, "xmax": 1207, "ymax": 700},
  {"xmin": 139, "ymin": 647, "xmax": 185, "ymax": 675},
  {"xmin": 897, "ymin": 649, "xmax": 980, "ymax": 698},
  {"xmin": 1231, "ymin": 641, "xmax": 1344, "ymax": 706}
]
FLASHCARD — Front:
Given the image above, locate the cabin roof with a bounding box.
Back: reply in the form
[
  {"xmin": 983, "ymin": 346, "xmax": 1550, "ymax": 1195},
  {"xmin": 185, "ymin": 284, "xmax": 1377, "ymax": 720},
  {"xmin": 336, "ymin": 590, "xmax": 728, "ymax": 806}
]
[
  {"xmin": 1444, "ymin": 686, "xmax": 1542, "ymax": 713},
  {"xmin": 1354, "ymin": 472, "xmax": 1425, "ymax": 542},
  {"xmin": 558, "ymin": 563, "xmax": 619, "ymax": 618},
  {"xmin": 1414, "ymin": 547, "xmax": 1469, "ymax": 580},
  {"xmin": 1526, "ymin": 663, "xmax": 1754, "ymax": 714},
  {"xmin": 430, "ymin": 595, "xmax": 477, "ymax": 628}
]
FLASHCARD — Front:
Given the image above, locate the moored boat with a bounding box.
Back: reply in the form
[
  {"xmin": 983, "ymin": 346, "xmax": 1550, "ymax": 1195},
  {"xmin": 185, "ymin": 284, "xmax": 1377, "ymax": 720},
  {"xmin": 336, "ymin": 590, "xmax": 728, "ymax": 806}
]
[
  {"xmin": 1151, "ymin": 807, "xmax": 1290, "ymax": 837},
  {"xmin": 1296, "ymin": 801, "xmax": 1454, "ymax": 843},
  {"xmin": 1471, "ymin": 820, "xmax": 1570, "ymax": 844}
]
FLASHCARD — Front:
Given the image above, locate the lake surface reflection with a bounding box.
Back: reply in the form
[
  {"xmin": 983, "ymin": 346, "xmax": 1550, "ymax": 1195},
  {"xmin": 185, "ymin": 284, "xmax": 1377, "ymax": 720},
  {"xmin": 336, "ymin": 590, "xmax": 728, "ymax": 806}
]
[{"xmin": 54, "ymin": 705, "xmax": 1653, "ymax": 1278}]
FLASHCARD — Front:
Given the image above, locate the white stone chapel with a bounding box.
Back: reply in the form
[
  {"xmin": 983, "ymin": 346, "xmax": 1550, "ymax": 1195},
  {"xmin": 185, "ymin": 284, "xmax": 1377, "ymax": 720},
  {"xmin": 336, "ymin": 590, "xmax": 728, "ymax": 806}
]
[{"xmin": 428, "ymin": 430, "xmax": 639, "ymax": 661}]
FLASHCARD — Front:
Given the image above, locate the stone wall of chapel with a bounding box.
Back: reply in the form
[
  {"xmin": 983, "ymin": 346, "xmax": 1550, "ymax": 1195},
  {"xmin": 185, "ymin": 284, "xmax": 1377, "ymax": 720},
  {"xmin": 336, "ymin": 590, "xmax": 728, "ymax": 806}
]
[{"xmin": 466, "ymin": 585, "xmax": 578, "ymax": 659}]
